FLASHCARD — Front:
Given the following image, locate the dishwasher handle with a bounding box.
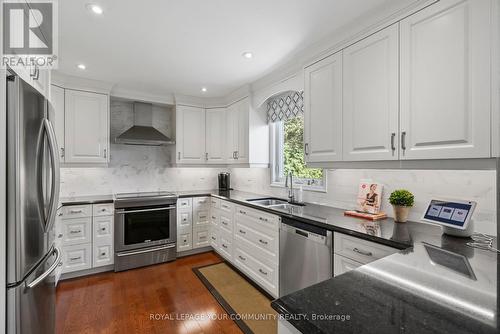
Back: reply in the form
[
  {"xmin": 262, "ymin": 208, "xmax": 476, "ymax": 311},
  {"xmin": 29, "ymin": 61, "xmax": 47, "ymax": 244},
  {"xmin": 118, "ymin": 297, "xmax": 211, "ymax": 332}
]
[{"xmin": 281, "ymin": 222, "xmax": 331, "ymax": 245}]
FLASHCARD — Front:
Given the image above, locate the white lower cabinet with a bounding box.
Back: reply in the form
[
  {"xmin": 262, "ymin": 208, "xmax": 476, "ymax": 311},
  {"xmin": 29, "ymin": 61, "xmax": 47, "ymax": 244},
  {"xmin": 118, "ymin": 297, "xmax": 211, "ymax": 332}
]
[
  {"xmin": 56, "ymin": 203, "xmax": 114, "ymax": 278},
  {"xmin": 333, "ymin": 232, "xmax": 398, "ymax": 277},
  {"xmin": 177, "ymin": 197, "xmax": 211, "ymax": 253},
  {"xmin": 211, "ymin": 199, "xmax": 280, "ymax": 298}
]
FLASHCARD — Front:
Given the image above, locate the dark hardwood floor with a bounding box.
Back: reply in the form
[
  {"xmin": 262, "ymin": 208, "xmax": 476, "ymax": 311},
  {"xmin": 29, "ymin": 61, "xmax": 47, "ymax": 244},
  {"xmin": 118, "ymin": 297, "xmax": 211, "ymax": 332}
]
[{"xmin": 56, "ymin": 252, "xmax": 244, "ymax": 334}]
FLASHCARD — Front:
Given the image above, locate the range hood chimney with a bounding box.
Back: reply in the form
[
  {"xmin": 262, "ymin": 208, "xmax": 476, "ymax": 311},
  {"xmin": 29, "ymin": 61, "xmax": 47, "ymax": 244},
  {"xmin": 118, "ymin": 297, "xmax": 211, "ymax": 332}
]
[{"xmin": 115, "ymin": 102, "xmax": 174, "ymax": 146}]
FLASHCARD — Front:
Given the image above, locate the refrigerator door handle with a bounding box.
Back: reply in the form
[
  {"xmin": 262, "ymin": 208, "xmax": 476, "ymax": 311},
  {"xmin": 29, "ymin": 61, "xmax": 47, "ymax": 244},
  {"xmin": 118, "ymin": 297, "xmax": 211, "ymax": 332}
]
[
  {"xmin": 43, "ymin": 119, "xmax": 60, "ymax": 232},
  {"xmin": 25, "ymin": 247, "xmax": 61, "ymax": 289}
]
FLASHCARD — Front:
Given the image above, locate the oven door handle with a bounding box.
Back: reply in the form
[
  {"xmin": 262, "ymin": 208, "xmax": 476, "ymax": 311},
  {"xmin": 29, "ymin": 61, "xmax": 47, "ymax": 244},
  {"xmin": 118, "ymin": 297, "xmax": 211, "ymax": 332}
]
[
  {"xmin": 116, "ymin": 244, "xmax": 176, "ymax": 257},
  {"xmin": 116, "ymin": 206, "xmax": 176, "ymax": 214}
]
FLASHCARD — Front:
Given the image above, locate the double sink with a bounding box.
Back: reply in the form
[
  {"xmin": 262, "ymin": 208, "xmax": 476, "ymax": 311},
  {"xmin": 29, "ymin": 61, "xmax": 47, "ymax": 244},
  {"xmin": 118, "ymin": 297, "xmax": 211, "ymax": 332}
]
[{"xmin": 246, "ymin": 197, "xmax": 304, "ymax": 213}]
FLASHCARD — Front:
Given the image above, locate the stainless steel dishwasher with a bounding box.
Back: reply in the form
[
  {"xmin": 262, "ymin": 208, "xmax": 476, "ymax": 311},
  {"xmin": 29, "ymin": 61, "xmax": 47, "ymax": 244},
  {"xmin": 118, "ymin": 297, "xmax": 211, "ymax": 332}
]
[{"xmin": 279, "ymin": 217, "xmax": 332, "ymax": 297}]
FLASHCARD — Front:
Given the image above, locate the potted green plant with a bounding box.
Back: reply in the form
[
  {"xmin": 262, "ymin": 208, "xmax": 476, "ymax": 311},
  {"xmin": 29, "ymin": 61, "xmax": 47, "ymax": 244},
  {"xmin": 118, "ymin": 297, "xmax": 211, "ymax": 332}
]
[{"xmin": 389, "ymin": 189, "xmax": 414, "ymax": 223}]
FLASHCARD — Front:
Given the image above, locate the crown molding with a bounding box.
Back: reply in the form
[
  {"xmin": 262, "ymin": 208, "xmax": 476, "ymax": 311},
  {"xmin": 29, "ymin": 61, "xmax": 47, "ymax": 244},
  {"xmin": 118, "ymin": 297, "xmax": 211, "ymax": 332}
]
[
  {"xmin": 110, "ymin": 86, "xmax": 175, "ymax": 105},
  {"xmin": 51, "ymin": 71, "xmax": 114, "ymax": 94}
]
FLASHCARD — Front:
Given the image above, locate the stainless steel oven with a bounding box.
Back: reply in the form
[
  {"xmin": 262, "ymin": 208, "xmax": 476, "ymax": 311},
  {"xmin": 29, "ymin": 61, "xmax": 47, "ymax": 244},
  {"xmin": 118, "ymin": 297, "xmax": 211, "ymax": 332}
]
[{"xmin": 114, "ymin": 192, "xmax": 177, "ymax": 271}]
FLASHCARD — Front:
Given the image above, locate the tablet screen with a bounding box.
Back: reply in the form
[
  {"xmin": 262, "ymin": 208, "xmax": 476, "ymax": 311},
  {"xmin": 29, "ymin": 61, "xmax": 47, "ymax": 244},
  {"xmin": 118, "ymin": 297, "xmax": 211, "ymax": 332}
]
[{"xmin": 423, "ymin": 200, "xmax": 474, "ymax": 228}]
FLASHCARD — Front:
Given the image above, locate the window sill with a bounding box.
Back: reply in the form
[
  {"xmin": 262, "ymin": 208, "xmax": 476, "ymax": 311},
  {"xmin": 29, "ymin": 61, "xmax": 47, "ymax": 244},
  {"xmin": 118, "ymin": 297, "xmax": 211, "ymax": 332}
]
[{"xmin": 270, "ymin": 182, "xmax": 327, "ymax": 193}]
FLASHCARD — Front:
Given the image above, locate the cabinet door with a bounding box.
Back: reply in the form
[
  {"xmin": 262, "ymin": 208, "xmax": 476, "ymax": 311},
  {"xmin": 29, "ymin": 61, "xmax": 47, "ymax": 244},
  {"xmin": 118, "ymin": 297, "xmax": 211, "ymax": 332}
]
[
  {"xmin": 304, "ymin": 51, "xmax": 343, "ymax": 163},
  {"xmin": 49, "ymin": 85, "xmax": 65, "ymax": 161},
  {"xmin": 206, "ymin": 108, "xmax": 226, "ymax": 164},
  {"xmin": 343, "ymin": 24, "xmax": 399, "ymax": 161},
  {"xmin": 176, "ymin": 105, "xmax": 206, "ymax": 164},
  {"xmin": 93, "ymin": 215, "xmax": 114, "ymax": 268},
  {"xmin": 235, "ymin": 99, "xmax": 249, "ymax": 163},
  {"xmin": 400, "ymin": 0, "xmax": 491, "ymax": 159},
  {"xmin": 64, "ymin": 90, "xmax": 109, "ymax": 163},
  {"xmin": 225, "ymin": 103, "xmax": 238, "ymax": 163}
]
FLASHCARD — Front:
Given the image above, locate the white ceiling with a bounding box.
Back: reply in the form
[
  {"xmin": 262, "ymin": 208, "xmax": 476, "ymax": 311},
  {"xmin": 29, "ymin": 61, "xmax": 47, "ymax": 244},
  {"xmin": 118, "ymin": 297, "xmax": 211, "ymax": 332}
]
[{"xmin": 58, "ymin": 0, "xmax": 395, "ymax": 97}]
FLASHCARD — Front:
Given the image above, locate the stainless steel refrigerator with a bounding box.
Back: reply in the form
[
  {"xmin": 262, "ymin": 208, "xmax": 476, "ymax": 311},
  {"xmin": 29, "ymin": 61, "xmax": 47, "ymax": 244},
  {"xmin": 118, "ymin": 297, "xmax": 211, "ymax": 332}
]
[{"xmin": 5, "ymin": 70, "xmax": 61, "ymax": 334}]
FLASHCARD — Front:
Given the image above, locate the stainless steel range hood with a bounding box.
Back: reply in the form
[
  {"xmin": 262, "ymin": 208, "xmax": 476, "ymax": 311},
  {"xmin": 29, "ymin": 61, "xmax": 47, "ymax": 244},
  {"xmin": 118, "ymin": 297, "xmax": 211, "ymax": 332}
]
[{"xmin": 115, "ymin": 102, "xmax": 174, "ymax": 146}]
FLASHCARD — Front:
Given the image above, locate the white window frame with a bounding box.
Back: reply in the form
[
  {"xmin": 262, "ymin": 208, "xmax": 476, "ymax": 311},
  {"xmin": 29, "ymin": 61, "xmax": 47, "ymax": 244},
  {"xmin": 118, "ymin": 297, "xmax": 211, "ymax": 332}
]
[{"xmin": 269, "ymin": 120, "xmax": 327, "ymax": 192}]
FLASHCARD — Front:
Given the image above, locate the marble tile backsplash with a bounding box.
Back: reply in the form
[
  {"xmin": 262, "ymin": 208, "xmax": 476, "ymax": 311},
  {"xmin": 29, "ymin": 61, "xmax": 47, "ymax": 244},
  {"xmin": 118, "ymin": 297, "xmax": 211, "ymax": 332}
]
[{"xmin": 229, "ymin": 168, "xmax": 497, "ymax": 235}]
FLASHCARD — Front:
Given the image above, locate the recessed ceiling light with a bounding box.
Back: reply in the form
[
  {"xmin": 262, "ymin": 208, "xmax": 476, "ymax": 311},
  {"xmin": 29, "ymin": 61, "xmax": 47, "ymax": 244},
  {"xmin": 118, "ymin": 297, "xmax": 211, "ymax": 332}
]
[
  {"xmin": 77, "ymin": 64, "xmax": 86, "ymax": 70},
  {"xmin": 242, "ymin": 52, "xmax": 253, "ymax": 59},
  {"xmin": 86, "ymin": 3, "xmax": 103, "ymax": 15},
  {"xmin": 201, "ymin": 87, "xmax": 207, "ymax": 93}
]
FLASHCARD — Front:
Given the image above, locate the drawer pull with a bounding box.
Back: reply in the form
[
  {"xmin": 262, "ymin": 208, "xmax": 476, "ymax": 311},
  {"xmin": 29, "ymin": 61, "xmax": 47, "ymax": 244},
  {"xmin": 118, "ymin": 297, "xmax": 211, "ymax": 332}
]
[
  {"xmin": 70, "ymin": 209, "xmax": 83, "ymax": 214},
  {"xmin": 222, "ymin": 244, "xmax": 228, "ymax": 249},
  {"xmin": 258, "ymin": 239, "xmax": 268, "ymax": 245},
  {"xmin": 100, "ymin": 208, "xmax": 107, "ymax": 212},
  {"xmin": 259, "ymin": 217, "xmax": 268, "ymax": 222},
  {"xmin": 101, "ymin": 252, "xmax": 106, "ymax": 256},
  {"xmin": 200, "ymin": 236, "xmax": 207, "ymax": 240},
  {"xmin": 258, "ymin": 269, "xmax": 268, "ymax": 275},
  {"xmin": 212, "ymin": 216, "xmax": 216, "ymax": 219},
  {"xmin": 211, "ymin": 236, "xmax": 216, "ymax": 241},
  {"xmin": 238, "ymin": 255, "xmax": 246, "ymax": 261},
  {"xmin": 222, "ymin": 205, "xmax": 230, "ymax": 209},
  {"xmin": 239, "ymin": 229, "xmax": 246, "ymax": 234},
  {"xmin": 353, "ymin": 248, "xmax": 373, "ymax": 257},
  {"xmin": 222, "ymin": 221, "xmax": 228, "ymax": 226},
  {"xmin": 239, "ymin": 210, "xmax": 246, "ymax": 215},
  {"xmin": 69, "ymin": 230, "xmax": 82, "ymax": 234},
  {"xmin": 199, "ymin": 215, "xmax": 207, "ymax": 219},
  {"xmin": 57, "ymin": 212, "xmax": 63, "ymax": 217},
  {"xmin": 70, "ymin": 256, "xmax": 81, "ymax": 261},
  {"xmin": 58, "ymin": 234, "xmax": 63, "ymax": 238}
]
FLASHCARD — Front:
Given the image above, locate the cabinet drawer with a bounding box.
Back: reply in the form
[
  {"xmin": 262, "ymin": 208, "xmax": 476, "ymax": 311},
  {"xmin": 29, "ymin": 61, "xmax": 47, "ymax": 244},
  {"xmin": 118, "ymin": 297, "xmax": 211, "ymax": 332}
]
[
  {"xmin": 178, "ymin": 198, "xmax": 192, "ymax": 210},
  {"xmin": 60, "ymin": 204, "xmax": 92, "ymax": 219},
  {"xmin": 61, "ymin": 244, "xmax": 92, "ymax": 274},
  {"xmin": 234, "ymin": 222, "xmax": 278, "ymax": 261},
  {"xmin": 210, "ymin": 229, "xmax": 218, "ymax": 248},
  {"xmin": 93, "ymin": 203, "xmax": 114, "ymax": 216},
  {"xmin": 210, "ymin": 211, "xmax": 220, "ymax": 226},
  {"xmin": 194, "ymin": 210, "xmax": 210, "ymax": 227},
  {"xmin": 93, "ymin": 243, "xmax": 113, "ymax": 267},
  {"xmin": 177, "ymin": 231, "xmax": 192, "ymax": 252},
  {"xmin": 178, "ymin": 211, "xmax": 192, "ymax": 229},
  {"xmin": 218, "ymin": 231, "xmax": 233, "ymax": 260},
  {"xmin": 211, "ymin": 197, "xmax": 221, "ymax": 209},
  {"xmin": 235, "ymin": 205, "xmax": 279, "ymax": 231},
  {"xmin": 219, "ymin": 215, "xmax": 233, "ymax": 234},
  {"xmin": 193, "ymin": 227, "xmax": 210, "ymax": 249},
  {"xmin": 220, "ymin": 200, "xmax": 234, "ymax": 213},
  {"xmin": 94, "ymin": 216, "xmax": 113, "ymax": 239},
  {"xmin": 234, "ymin": 246, "xmax": 278, "ymax": 296},
  {"xmin": 333, "ymin": 254, "xmax": 363, "ymax": 277},
  {"xmin": 61, "ymin": 217, "xmax": 92, "ymax": 246},
  {"xmin": 334, "ymin": 233, "xmax": 397, "ymax": 264},
  {"xmin": 194, "ymin": 196, "xmax": 210, "ymax": 210}
]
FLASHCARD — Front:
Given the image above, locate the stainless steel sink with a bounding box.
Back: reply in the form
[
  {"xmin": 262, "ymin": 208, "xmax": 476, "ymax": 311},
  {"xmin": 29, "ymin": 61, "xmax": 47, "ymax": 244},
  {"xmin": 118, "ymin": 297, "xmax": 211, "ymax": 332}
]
[{"xmin": 246, "ymin": 198, "xmax": 289, "ymax": 207}]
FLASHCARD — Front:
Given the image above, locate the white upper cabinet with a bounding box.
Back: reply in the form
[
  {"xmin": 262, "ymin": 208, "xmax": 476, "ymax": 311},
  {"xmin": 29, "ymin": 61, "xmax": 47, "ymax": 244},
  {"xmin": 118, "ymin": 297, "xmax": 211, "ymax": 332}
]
[
  {"xmin": 225, "ymin": 98, "xmax": 250, "ymax": 164},
  {"xmin": 176, "ymin": 105, "xmax": 206, "ymax": 164},
  {"xmin": 304, "ymin": 51, "xmax": 343, "ymax": 163},
  {"xmin": 343, "ymin": 24, "xmax": 399, "ymax": 161},
  {"xmin": 206, "ymin": 107, "xmax": 226, "ymax": 164},
  {"xmin": 400, "ymin": 0, "xmax": 491, "ymax": 159},
  {"xmin": 64, "ymin": 89, "xmax": 109, "ymax": 164},
  {"xmin": 49, "ymin": 85, "xmax": 65, "ymax": 160}
]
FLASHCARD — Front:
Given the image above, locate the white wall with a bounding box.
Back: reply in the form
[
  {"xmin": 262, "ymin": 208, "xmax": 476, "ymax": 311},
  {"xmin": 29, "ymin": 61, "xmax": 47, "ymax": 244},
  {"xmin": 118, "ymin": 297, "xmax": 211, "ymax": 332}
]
[{"xmin": 229, "ymin": 168, "xmax": 497, "ymax": 235}]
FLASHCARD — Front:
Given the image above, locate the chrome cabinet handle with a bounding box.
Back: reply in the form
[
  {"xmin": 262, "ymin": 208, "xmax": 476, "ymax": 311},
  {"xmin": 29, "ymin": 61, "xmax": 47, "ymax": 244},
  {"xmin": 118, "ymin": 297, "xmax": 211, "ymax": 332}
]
[
  {"xmin": 103, "ymin": 148, "xmax": 107, "ymax": 159},
  {"xmin": 212, "ymin": 216, "xmax": 216, "ymax": 219},
  {"xmin": 353, "ymin": 248, "xmax": 373, "ymax": 257},
  {"xmin": 69, "ymin": 230, "xmax": 81, "ymax": 234},
  {"xmin": 57, "ymin": 212, "xmax": 63, "ymax": 217},
  {"xmin": 222, "ymin": 221, "xmax": 228, "ymax": 226},
  {"xmin": 200, "ymin": 236, "xmax": 207, "ymax": 240},
  {"xmin": 239, "ymin": 210, "xmax": 246, "ymax": 215},
  {"xmin": 259, "ymin": 217, "xmax": 268, "ymax": 222},
  {"xmin": 235, "ymin": 151, "xmax": 239, "ymax": 159},
  {"xmin": 391, "ymin": 133, "xmax": 396, "ymax": 152},
  {"xmin": 61, "ymin": 147, "xmax": 65, "ymax": 158},
  {"xmin": 70, "ymin": 256, "xmax": 81, "ymax": 261},
  {"xmin": 258, "ymin": 239, "xmax": 268, "ymax": 245},
  {"xmin": 401, "ymin": 131, "xmax": 407, "ymax": 151},
  {"xmin": 239, "ymin": 229, "xmax": 246, "ymax": 234},
  {"xmin": 238, "ymin": 255, "xmax": 246, "ymax": 261},
  {"xmin": 222, "ymin": 244, "xmax": 228, "ymax": 249},
  {"xmin": 58, "ymin": 234, "xmax": 63, "ymax": 238},
  {"xmin": 70, "ymin": 209, "xmax": 83, "ymax": 214},
  {"xmin": 304, "ymin": 143, "xmax": 309, "ymax": 155},
  {"xmin": 211, "ymin": 236, "xmax": 216, "ymax": 241},
  {"xmin": 101, "ymin": 252, "xmax": 106, "ymax": 256},
  {"xmin": 205, "ymin": 152, "xmax": 208, "ymax": 161},
  {"xmin": 258, "ymin": 269, "xmax": 268, "ymax": 275},
  {"xmin": 100, "ymin": 227, "xmax": 106, "ymax": 231}
]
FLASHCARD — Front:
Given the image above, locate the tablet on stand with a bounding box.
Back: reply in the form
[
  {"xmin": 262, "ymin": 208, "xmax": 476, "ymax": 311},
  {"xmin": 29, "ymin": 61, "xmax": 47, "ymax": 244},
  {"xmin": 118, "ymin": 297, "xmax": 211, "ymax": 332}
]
[{"xmin": 421, "ymin": 199, "xmax": 476, "ymax": 237}]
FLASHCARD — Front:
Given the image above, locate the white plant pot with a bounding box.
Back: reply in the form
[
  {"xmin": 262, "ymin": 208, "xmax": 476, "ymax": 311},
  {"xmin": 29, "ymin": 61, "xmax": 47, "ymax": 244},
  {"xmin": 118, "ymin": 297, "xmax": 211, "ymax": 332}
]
[{"xmin": 392, "ymin": 205, "xmax": 411, "ymax": 223}]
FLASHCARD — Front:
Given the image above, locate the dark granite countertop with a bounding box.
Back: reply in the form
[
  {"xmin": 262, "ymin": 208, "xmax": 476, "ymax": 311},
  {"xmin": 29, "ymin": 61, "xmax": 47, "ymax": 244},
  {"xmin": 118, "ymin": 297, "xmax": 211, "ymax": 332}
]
[
  {"xmin": 59, "ymin": 194, "xmax": 114, "ymax": 206},
  {"xmin": 271, "ymin": 237, "xmax": 499, "ymax": 334}
]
